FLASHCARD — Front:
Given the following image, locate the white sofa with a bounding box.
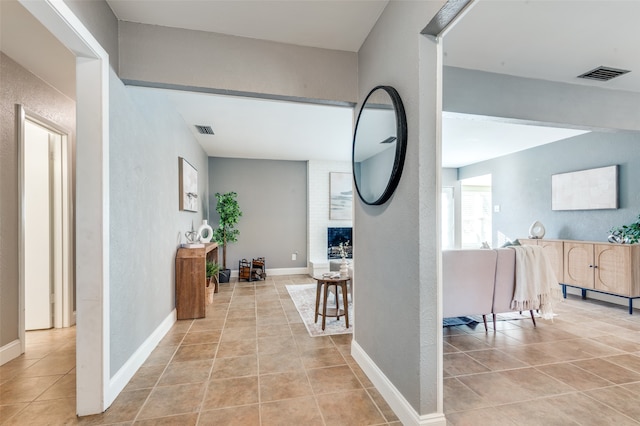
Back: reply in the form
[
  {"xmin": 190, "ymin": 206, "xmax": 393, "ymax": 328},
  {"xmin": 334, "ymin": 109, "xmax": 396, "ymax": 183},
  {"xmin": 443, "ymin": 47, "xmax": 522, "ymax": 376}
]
[{"xmin": 443, "ymin": 248, "xmax": 537, "ymax": 331}]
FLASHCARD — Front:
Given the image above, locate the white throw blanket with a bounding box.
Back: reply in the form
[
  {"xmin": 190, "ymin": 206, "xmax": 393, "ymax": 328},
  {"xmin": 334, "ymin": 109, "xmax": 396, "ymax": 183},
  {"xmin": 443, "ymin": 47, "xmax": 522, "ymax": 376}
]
[{"xmin": 509, "ymin": 245, "xmax": 561, "ymax": 320}]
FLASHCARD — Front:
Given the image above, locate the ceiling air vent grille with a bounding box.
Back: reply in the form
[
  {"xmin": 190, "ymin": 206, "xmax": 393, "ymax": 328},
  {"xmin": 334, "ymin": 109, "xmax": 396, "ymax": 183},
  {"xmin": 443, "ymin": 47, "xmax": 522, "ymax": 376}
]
[
  {"xmin": 577, "ymin": 66, "xmax": 630, "ymax": 82},
  {"xmin": 195, "ymin": 125, "xmax": 214, "ymax": 135}
]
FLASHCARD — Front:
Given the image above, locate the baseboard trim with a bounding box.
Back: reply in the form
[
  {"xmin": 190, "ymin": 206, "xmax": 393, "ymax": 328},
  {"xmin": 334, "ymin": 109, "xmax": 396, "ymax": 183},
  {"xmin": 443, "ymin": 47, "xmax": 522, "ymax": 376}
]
[
  {"xmin": 351, "ymin": 340, "xmax": 446, "ymax": 426},
  {"xmin": 106, "ymin": 309, "xmax": 176, "ymax": 406},
  {"xmin": 267, "ymin": 267, "xmax": 309, "ymax": 276},
  {"xmin": 0, "ymin": 339, "xmax": 23, "ymax": 366},
  {"xmin": 229, "ymin": 267, "xmax": 309, "ymax": 278}
]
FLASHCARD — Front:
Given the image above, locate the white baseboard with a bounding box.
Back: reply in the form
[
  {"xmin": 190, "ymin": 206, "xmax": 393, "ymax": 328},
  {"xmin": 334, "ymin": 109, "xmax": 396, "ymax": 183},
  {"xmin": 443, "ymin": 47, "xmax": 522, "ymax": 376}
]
[
  {"xmin": 106, "ymin": 309, "xmax": 176, "ymax": 406},
  {"xmin": 267, "ymin": 267, "xmax": 309, "ymax": 276},
  {"xmin": 229, "ymin": 267, "xmax": 309, "ymax": 278},
  {"xmin": 351, "ymin": 340, "xmax": 446, "ymax": 426},
  {"xmin": 0, "ymin": 339, "xmax": 23, "ymax": 366}
]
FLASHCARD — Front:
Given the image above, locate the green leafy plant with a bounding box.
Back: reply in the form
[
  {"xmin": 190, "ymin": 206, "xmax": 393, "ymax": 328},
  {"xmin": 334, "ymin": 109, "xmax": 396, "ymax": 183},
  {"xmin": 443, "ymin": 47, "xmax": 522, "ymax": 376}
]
[
  {"xmin": 610, "ymin": 214, "xmax": 640, "ymax": 244},
  {"xmin": 206, "ymin": 261, "xmax": 220, "ymax": 278},
  {"xmin": 212, "ymin": 191, "xmax": 242, "ymax": 269}
]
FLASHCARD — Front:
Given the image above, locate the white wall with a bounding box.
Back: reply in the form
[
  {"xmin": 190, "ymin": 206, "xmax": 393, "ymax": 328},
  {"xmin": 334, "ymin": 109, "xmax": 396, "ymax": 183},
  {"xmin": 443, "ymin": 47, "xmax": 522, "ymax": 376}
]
[{"xmin": 307, "ymin": 160, "xmax": 352, "ymax": 265}]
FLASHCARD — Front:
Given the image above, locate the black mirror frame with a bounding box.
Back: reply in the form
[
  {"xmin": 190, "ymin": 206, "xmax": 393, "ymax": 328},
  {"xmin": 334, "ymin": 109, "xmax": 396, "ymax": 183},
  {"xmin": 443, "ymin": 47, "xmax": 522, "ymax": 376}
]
[{"xmin": 352, "ymin": 85, "xmax": 408, "ymax": 206}]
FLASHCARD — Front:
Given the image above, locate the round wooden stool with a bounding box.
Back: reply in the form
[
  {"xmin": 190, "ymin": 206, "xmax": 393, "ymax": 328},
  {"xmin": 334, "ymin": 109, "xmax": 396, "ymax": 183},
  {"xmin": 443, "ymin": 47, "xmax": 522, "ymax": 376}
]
[{"xmin": 313, "ymin": 276, "xmax": 350, "ymax": 331}]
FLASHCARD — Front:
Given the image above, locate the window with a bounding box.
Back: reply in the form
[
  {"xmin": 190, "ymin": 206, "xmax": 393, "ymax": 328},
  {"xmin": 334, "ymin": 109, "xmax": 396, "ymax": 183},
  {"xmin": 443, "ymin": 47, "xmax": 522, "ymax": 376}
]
[
  {"xmin": 461, "ymin": 175, "xmax": 492, "ymax": 249},
  {"xmin": 441, "ymin": 187, "xmax": 455, "ymax": 249}
]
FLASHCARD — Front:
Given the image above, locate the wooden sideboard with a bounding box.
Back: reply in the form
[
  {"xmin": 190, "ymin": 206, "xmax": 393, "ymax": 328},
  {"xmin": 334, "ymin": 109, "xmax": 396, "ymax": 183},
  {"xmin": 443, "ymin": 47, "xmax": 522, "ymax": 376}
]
[
  {"xmin": 175, "ymin": 242, "xmax": 219, "ymax": 320},
  {"xmin": 520, "ymin": 238, "xmax": 640, "ymax": 313}
]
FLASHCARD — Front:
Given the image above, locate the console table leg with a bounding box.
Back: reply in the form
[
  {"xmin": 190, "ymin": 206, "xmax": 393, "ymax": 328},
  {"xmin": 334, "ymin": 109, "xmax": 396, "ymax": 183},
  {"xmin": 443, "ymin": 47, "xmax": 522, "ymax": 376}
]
[
  {"xmin": 581, "ymin": 289, "xmax": 587, "ymax": 300},
  {"xmin": 629, "ymin": 299, "xmax": 633, "ymax": 315},
  {"xmin": 562, "ymin": 284, "xmax": 567, "ymax": 299}
]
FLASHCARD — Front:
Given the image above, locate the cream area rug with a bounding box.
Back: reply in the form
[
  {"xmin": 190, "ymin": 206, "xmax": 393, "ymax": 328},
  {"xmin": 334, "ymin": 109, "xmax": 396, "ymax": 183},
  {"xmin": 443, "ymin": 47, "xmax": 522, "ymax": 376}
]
[{"xmin": 286, "ymin": 284, "xmax": 353, "ymax": 337}]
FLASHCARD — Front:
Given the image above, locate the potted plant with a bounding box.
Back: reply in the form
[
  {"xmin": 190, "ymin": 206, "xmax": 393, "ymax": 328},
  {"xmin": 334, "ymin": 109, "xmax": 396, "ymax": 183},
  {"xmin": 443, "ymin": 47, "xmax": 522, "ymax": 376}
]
[
  {"xmin": 212, "ymin": 191, "xmax": 242, "ymax": 283},
  {"xmin": 205, "ymin": 261, "xmax": 220, "ymax": 303},
  {"xmin": 609, "ymin": 214, "xmax": 640, "ymax": 244}
]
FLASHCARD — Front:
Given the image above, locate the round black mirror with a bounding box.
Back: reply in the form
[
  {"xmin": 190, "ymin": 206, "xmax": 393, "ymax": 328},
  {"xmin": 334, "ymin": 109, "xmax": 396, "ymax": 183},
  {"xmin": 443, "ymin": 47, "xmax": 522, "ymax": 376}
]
[{"xmin": 352, "ymin": 86, "xmax": 407, "ymax": 205}]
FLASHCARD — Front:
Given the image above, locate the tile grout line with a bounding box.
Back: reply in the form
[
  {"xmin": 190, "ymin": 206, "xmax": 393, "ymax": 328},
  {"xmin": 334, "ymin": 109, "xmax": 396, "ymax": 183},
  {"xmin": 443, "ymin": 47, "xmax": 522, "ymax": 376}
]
[{"xmin": 200, "ymin": 279, "xmax": 243, "ymax": 423}]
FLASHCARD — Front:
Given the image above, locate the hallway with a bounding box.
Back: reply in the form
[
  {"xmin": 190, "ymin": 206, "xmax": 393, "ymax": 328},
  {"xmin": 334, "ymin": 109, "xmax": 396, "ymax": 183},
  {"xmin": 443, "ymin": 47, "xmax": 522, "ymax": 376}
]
[
  {"xmin": 0, "ymin": 275, "xmax": 397, "ymax": 425},
  {"xmin": 5, "ymin": 275, "xmax": 640, "ymax": 424}
]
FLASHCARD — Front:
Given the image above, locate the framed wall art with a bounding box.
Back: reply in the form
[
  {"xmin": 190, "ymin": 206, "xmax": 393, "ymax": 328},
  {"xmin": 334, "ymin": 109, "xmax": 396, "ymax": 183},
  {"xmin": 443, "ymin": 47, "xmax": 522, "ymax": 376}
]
[
  {"xmin": 330, "ymin": 172, "xmax": 353, "ymax": 220},
  {"xmin": 179, "ymin": 157, "xmax": 198, "ymax": 212},
  {"xmin": 551, "ymin": 165, "xmax": 618, "ymax": 211}
]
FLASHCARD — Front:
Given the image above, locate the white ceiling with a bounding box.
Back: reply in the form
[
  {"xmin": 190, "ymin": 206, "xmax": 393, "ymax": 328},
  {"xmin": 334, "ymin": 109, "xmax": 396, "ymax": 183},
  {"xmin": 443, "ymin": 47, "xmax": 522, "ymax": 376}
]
[
  {"xmin": 6, "ymin": 0, "xmax": 640, "ymax": 167},
  {"xmin": 142, "ymin": 87, "xmax": 354, "ymax": 162},
  {"xmin": 106, "ymin": 0, "xmax": 640, "ymax": 166},
  {"xmin": 442, "ymin": 114, "xmax": 591, "ymax": 168},
  {"xmin": 443, "ymin": 0, "xmax": 640, "ymax": 94}
]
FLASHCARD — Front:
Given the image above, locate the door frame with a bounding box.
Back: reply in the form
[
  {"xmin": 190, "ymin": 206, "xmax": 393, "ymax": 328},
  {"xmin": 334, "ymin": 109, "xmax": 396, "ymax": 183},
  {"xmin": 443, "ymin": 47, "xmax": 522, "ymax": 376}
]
[
  {"xmin": 18, "ymin": 0, "xmax": 110, "ymax": 415},
  {"xmin": 18, "ymin": 106, "xmax": 75, "ymax": 337}
]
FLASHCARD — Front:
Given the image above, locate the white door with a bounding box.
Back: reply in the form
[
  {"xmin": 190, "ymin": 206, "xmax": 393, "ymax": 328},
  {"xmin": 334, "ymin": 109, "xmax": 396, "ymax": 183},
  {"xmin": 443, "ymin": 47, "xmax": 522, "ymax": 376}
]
[{"xmin": 24, "ymin": 120, "xmax": 57, "ymax": 330}]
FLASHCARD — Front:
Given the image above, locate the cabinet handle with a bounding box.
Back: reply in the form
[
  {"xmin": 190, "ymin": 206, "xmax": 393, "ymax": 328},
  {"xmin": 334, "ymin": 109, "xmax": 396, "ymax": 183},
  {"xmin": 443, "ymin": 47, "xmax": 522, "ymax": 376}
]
[
  {"xmin": 593, "ymin": 265, "xmax": 598, "ymax": 269},
  {"xmin": 589, "ymin": 264, "xmax": 594, "ymax": 268}
]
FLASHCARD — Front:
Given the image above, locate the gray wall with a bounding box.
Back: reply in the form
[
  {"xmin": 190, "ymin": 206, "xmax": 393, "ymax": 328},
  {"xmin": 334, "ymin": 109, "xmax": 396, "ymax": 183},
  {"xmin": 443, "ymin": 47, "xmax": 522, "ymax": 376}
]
[
  {"xmin": 66, "ymin": 0, "xmax": 119, "ymax": 72},
  {"xmin": 459, "ymin": 130, "xmax": 640, "ymax": 246},
  {"xmin": 0, "ymin": 53, "xmax": 76, "ymax": 348},
  {"xmin": 355, "ymin": 1, "xmax": 443, "ymax": 415},
  {"xmin": 108, "ymin": 80, "xmax": 208, "ymax": 374},
  {"xmin": 119, "ymin": 21, "xmax": 358, "ymax": 103},
  {"xmin": 208, "ymin": 158, "xmax": 307, "ymax": 270},
  {"xmin": 445, "ymin": 66, "xmax": 640, "ymax": 248},
  {"xmin": 445, "ymin": 66, "xmax": 640, "ymax": 132}
]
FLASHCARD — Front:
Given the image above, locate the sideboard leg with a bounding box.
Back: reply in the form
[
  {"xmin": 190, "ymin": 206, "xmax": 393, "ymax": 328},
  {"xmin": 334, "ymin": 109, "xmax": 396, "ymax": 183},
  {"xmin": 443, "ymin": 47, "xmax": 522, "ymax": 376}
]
[{"xmin": 581, "ymin": 289, "xmax": 587, "ymax": 300}]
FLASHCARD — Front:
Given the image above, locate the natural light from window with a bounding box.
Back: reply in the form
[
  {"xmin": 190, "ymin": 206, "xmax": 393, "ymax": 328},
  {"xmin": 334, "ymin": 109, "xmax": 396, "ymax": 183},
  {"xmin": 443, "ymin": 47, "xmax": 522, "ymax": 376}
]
[{"xmin": 461, "ymin": 174, "xmax": 492, "ymax": 249}]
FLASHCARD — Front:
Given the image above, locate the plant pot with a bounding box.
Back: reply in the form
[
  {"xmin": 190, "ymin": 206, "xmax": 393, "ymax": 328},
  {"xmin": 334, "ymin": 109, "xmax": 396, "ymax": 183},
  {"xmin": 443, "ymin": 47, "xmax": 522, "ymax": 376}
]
[
  {"xmin": 218, "ymin": 269, "xmax": 231, "ymax": 283},
  {"xmin": 206, "ymin": 286, "xmax": 215, "ymax": 304}
]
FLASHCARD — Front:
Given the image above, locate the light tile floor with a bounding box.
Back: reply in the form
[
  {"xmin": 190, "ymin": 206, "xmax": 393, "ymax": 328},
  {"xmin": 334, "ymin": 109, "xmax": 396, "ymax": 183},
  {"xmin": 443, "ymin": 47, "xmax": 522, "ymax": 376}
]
[
  {"xmin": 444, "ymin": 295, "xmax": 640, "ymax": 425},
  {"xmin": 4, "ymin": 276, "xmax": 640, "ymax": 425},
  {"xmin": 0, "ymin": 275, "xmax": 398, "ymax": 425}
]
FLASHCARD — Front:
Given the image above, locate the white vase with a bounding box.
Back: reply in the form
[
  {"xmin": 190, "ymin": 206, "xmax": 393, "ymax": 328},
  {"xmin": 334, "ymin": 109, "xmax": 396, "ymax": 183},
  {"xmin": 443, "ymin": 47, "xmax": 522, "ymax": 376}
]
[
  {"xmin": 340, "ymin": 258, "xmax": 349, "ymax": 276},
  {"xmin": 528, "ymin": 220, "xmax": 545, "ymax": 239},
  {"xmin": 198, "ymin": 220, "xmax": 214, "ymax": 243}
]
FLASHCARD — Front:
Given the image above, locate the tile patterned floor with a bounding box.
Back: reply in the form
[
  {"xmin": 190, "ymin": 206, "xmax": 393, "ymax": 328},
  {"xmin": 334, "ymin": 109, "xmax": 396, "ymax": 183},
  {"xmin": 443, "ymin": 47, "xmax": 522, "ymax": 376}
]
[
  {"xmin": 4, "ymin": 276, "xmax": 640, "ymax": 425},
  {"xmin": 0, "ymin": 275, "xmax": 398, "ymax": 425},
  {"xmin": 444, "ymin": 295, "xmax": 640, "ymax": 425}
]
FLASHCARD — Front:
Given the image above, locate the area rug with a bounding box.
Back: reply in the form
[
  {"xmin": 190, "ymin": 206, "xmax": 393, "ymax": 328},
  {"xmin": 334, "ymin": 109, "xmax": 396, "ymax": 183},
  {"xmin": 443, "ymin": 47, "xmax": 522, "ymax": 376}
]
[
  {"xmin": 286, "ymin": 284, "xmax": 353, "ymax": 337},
  {"xmin": 443, "ymin": 316, "xmax": 478, "ymax": 327}
]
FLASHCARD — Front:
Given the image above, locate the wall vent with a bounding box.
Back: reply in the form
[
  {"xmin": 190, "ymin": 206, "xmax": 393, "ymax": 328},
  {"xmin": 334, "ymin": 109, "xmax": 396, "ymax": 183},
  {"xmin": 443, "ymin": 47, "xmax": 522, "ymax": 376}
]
[
  {"xmin": 195, "ymin": 125, "xmax": 214, "ymax": 135},
  {"xmin": 380, "ymin": 136, "xmax": 397, "ymax": 144},
  {"xmin": 577, "ymin": 66, "xmax": 630, "ymax": 82}
]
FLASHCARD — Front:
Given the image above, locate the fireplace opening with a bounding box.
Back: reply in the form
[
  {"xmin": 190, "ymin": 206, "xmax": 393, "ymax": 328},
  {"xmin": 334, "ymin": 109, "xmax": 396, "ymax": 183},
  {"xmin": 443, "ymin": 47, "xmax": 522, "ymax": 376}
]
[{"xmin": 327, "ymin": 227, "xmax": 352, "ymax": 259}]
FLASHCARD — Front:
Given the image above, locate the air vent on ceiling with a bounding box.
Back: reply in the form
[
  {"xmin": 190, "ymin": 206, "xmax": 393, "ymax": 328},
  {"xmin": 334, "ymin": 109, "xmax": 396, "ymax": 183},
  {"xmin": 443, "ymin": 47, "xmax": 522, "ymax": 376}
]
[
  {"xmin": 577, "ymin": 66, "xmax": 630, "ymax": 82},
  {"xmin": 195, "ymin": 125, "xmax": 214, "ymax": 135}
]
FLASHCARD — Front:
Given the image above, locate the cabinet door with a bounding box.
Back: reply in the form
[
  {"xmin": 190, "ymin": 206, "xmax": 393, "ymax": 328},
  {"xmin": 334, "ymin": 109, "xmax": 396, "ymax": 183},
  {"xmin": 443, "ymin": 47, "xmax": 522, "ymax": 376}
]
[
  {"xmin": 564, "ymin": 242, "xmax": 594, "ymax": 288},
  {"xmin": 539, "ymin": 240, "xmax": 564, "ymax": 283},
  {"xmin": 594, "ymin": 244, "xmax": 631, "ymax": 295}
]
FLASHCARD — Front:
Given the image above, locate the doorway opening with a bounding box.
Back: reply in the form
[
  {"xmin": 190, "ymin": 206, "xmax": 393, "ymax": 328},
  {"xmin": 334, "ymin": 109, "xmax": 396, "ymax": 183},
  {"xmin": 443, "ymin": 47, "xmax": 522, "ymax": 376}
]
[{"xmin": 19, "ymin": 106, "xmax": 74, "ymax": 339}]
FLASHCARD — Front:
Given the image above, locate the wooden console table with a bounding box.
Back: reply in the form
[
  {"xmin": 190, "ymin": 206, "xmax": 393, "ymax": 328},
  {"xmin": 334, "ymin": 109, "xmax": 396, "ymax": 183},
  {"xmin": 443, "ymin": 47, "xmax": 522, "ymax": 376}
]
[
  {"xmin": 520, "ymin": 238, "xmax": 640, "ymax": 314},
  {"xmin": 175, "ymin": 242, "xmax": 218, "ymax": 320}
]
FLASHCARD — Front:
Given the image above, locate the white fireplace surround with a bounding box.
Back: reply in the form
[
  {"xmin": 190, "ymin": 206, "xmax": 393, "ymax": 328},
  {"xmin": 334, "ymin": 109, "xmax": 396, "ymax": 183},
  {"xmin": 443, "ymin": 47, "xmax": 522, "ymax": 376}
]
[{"xmin": 307, "ymin": 160, "xmax": 352, "ymax": 276}]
